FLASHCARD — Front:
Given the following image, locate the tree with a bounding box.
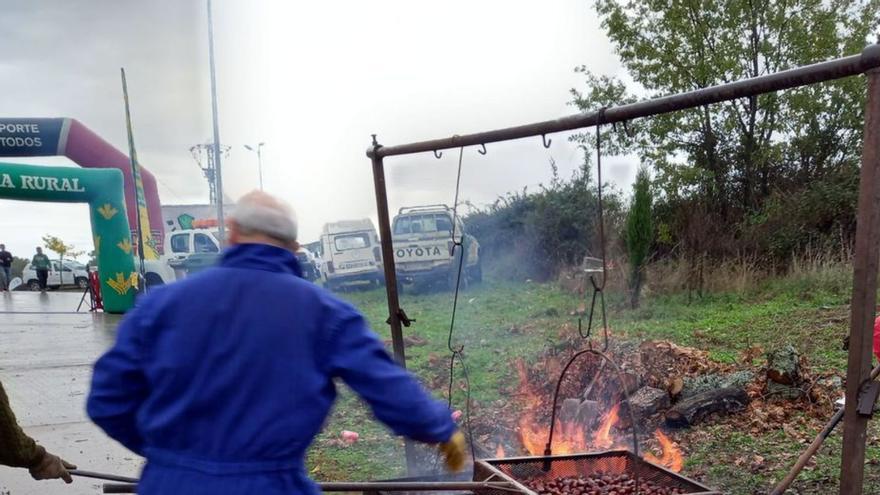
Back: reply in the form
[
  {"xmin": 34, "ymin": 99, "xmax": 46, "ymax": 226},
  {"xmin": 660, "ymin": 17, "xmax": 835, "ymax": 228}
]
[
  {"xmin": 42, "ymin": 235, "xmax": 84, "ymax": 285},
  {"xmin": 625, "ymin": 167, "xmax": 653, "ymax": 308},
  {"xmin": 570, "ymin": 0, "xmax": 879, "ymax": 261}
]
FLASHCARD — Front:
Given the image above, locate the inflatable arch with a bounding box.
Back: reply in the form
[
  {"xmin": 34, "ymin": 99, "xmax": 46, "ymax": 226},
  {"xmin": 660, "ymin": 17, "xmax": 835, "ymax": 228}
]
[
  {"xmin": 0, "ymin": 118, "xmax": 164, "ymax": 258},
  {"xmin": 0, "ymin": 162, "xmax": 136, "ymax": 313}
]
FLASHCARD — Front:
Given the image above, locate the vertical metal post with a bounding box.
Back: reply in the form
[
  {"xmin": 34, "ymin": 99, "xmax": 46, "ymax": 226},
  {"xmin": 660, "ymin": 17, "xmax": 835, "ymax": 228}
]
[
  {"xmin": 839, "ymin": 67, "xmax": 880, "ymax": 495},
  {"xmin": 370, "ymin": 151, "xmax": 407, "ymax": 366},
  {"xmin": 207, "ymin": 0, "xmax": 226, "ymax": 243},
  {"xmin": 369, "ymin": 136, "xmax": 418, "ymax": 474},
  {"xmin": 257, "ymin": 145, "xmax": 264, "ymax": 191}
]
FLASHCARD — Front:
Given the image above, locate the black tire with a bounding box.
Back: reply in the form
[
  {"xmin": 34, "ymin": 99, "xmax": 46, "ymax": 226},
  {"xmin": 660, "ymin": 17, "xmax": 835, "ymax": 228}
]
[
  {"xmin": 27, "ymin": 279, "xmax": 40, "ymax": 291},
  {"xmin": 75, "ymin": 277, "xmax": 89, "ymax": 289}
]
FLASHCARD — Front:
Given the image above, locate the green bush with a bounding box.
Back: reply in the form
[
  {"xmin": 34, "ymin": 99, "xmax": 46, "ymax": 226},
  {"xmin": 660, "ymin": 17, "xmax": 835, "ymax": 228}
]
[{"xmin": 465, "ymin": 161, "xmax": 622, "ymax": 281}]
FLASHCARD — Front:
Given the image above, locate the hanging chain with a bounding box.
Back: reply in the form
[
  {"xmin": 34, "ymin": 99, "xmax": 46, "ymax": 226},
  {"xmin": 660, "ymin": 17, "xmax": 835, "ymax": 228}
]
[
  {"xmin": 579, "ymin": 109, "xmax": 609, "ymax": 352},
  {"xmin": 445, "ymin": 145, "xmax": 476, "ymax": 463}
]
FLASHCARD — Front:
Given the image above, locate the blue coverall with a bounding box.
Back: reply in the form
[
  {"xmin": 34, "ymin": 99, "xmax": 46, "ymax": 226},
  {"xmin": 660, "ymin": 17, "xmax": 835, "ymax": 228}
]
[{"xmin": 87, "ymin": 243, "xmax": 456, "ymax": 495}]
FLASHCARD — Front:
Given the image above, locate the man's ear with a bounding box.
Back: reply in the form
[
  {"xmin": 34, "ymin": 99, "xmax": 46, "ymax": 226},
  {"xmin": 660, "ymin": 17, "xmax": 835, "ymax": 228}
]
[
  {"xmin": 288, "ymin": 240, "xmax": 300, "ymax": 253},
  {"xmin": 226, "ymin": 220, "xmax": 239, "ymax": 246}
]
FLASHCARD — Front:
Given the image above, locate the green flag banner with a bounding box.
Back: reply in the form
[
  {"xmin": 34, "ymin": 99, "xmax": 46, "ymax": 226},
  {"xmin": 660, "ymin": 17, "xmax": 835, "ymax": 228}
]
[{"xmin": 0, "ymin": 161, "xmax": 136, "ymax": 313}]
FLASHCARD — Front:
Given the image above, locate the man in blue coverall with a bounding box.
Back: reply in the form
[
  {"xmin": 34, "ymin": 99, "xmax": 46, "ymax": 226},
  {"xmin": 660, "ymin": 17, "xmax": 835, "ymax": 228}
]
[{"xmin": 87, "ymin": 191, "xmax": 465, "ymax": 495}]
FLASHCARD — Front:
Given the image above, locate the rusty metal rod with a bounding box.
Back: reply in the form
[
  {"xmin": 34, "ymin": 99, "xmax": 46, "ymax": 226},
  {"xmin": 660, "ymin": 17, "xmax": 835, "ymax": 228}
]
[
  {"xmin": 70, "ymin": 469, "xmax": 138, "ymax": 483},
  {"xmin": 102, "ymin": 480, "xmax": 518, "ymax": 494},
  {"xmin": 367, "ymin": 44, "xmax": 880, "ymax": 159},
  {"xmin": 770, "ymin": 364, "xmax": 880, "ymax": 495},
  {"xmin": 103, "ymin": 484, "xmax": 135, "ymax": 494},
  {"xmin": 369, "ymin": 137, "xmax": 418, "ymax": 474},
  {"xmin": 839, "ymin": 65, "xmax": 880, "ymax": 495}
]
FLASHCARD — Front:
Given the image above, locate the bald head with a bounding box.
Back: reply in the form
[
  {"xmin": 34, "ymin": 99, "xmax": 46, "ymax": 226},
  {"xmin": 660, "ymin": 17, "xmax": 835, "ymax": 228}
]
[{"xmin": 228, "ymin": 191, "xmax": 299, "ymax": 251}]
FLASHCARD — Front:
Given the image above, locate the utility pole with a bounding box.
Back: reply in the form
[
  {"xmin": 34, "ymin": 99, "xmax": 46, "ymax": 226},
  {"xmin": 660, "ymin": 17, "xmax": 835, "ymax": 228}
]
[
  {"xmin": 206, "ymin": 0, "xmax": 226, "ymax": 243},
  {"xmin": 190, "ymin": 143, "xmax": 229, "ymax": 206},
  {"xmin": 244, "ymin": 142, "xmax": 265, "ymax": 191}
]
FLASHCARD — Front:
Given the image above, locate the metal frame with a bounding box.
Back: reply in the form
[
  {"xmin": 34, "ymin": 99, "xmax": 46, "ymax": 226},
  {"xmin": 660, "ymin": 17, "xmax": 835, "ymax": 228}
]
[
  {"xmin": 368, "ymin": 44, "xmax": 880, "ymax": 491},
  {"xmin": 473, "ymin": 451, "xmax": 718, "ymax": 495}
]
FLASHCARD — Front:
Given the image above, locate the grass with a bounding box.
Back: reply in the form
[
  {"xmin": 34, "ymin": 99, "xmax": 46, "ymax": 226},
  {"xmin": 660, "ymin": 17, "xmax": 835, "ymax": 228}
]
[{"xmin": 306, "ymin": 264, "xmax": 878, "ymax": 493}]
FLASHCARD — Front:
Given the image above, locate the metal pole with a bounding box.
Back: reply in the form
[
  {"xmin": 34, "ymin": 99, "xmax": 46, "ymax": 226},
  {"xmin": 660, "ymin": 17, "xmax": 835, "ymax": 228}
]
[
  {"xmin": 207, "ymin": 0, "xmax": 226, "ymax": 243},
  {"xmin": 70, "ymin": 469, "xmax": 138, "ymax": 484},
  {"xmin": 369, "ymin": 135, "xmax": 418, "ymax": 474},
  {"xmin": 102, "ymin": 481, "xmax": 518, "ymax": 494},
  {"xmin": 257, "ymin": 145, "xmax": 263, "ymax": 191},
  {"xmin": 839, "ymin": 67, "xmax": 880, "ymax": 495},
  {"xmin": 368, "ymin": 44, "xmax": 880, "ymax": 159}
]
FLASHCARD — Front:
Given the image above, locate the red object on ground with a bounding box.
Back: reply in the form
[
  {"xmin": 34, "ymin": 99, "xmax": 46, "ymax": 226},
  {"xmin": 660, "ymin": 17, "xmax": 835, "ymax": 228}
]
[
  {"xmin": 89, "ymin": 270, "xmax": 103, "ymax": 311},
  {"xmin": 341, "ymin": 430, "xmax": 359, "ymax": 444}
]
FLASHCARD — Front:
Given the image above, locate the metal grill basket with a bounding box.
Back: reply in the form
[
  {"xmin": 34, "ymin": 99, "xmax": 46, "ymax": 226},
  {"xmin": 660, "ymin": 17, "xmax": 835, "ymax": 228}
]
[{"xmin": 473, "ymin": 451, "xmax": 719, "ymax": 495}]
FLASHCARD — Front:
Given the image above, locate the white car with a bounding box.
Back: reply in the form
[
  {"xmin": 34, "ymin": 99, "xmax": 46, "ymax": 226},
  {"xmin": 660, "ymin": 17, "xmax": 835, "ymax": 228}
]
[
  {"xmin": 320, "ymin": 219, "xmax": 384, "ymax": 290},
  {"xmin": 23, "ymin": 259, "xmax": 90, "ymax": 291}
]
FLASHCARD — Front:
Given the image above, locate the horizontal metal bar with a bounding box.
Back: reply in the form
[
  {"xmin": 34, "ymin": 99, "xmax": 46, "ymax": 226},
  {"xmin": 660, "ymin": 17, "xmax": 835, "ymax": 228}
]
[
  {"xmin": 101, "ymin": 481, "xmax": 516, "ymax": 494},
  {"xmin": 368, "ymin": 44, "xmax": 880, "ymax": 159},
  {"xmin": 103, "ymin": 484, "xmax": 136, "ymax": 494},
  {"xmin": 70, "ymin": 469, "xmax": 138, "ymax": 483},
  {"xmin": 321, "ymin": 481, "xmax": 516, "ymax": 491}
]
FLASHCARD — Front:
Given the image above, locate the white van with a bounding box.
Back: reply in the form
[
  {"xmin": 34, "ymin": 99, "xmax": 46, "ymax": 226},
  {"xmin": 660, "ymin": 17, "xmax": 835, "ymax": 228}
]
[{"xmin": 320, "ymin": 219, "xmax": 383, "ymax": 290}]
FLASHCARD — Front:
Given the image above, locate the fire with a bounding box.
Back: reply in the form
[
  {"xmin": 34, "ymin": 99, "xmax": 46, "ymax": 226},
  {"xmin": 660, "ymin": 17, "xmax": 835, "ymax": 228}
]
[
  {"xmin": 496, "ymin": 443, "xmax": 506, "ymax": 458},
  {"xmin": 592, "ymin": 404, "xmax": 620, "ymax": 449},
  {"xmin": 644, "ymin": 429, "xmax": 684, "ymax": 473},
  {"xmin": 513, "ymin": 359, "xmax": 685, "ymax": 473}
]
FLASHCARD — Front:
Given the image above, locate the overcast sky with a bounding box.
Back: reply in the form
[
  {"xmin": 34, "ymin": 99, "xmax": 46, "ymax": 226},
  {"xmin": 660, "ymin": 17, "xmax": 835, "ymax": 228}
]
[{"xmin": 0, "ymin": 0, "xmax": 637, "ymax": 259}]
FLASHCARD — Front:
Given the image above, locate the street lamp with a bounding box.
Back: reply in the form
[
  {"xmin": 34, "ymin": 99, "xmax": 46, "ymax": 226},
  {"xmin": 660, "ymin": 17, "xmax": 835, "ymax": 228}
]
[{"xmin": 244, "ymin": 142, "xmax": 265, "ymax": 191}]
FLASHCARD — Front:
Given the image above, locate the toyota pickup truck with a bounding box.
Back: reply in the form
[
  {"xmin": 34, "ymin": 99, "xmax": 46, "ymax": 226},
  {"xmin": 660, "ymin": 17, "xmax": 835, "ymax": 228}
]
[{"xmin": 391, "ymin": 205, "xmax": 481, "ymax": 291}]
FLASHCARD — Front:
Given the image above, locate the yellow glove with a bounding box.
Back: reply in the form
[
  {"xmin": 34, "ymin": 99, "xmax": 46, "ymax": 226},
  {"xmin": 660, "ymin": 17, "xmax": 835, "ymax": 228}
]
[{"xmin": 438, "ymin": 430, "xmax": 467, "ymax": 472}]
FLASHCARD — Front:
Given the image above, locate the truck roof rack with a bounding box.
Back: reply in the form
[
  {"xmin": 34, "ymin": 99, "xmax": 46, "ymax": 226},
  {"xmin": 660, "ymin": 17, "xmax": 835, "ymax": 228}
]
[{"xmin": 397, "ymin": 204, "xmax": 451, "ymax": 215}]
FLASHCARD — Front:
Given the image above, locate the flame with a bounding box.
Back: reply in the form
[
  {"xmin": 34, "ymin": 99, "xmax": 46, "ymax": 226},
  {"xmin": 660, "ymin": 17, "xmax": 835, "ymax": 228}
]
[
  {"xmin": 513, "ymin": 359, "xmax": 686, "ymax": 473},
  {"xmin": 496, "ymin": 444, "xmax": 506, "ymax": 458},
  {"xmin": 592, "ymin": 404, "xmax": 620, "ymax": 449},
  {"xmin": 643, "ymin": 430, "xmax": 684, "ymax": 473}
]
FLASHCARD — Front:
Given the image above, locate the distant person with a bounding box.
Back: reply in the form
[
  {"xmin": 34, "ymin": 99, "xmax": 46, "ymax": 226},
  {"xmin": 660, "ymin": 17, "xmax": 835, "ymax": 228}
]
[
  {"xmin": 31, "ymin": 247, "xmax": 50, "ymax": 292},
  {"xmin": 87, "ymin": 191, "xmax": 464, "ymax": 495},
  {"xmin": 0, "ymin": 378, "xmax": 76, "ymax": 483},
  {"xmin": 0, "ymin": 244, "xmax": 12, "ymax": 291}
]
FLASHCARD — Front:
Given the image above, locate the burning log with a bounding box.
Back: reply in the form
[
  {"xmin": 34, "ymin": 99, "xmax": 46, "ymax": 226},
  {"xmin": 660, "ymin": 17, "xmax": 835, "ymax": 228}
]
[{"xmin": 665, "ymin": 387, "xmax": 749, "ymax": 428}]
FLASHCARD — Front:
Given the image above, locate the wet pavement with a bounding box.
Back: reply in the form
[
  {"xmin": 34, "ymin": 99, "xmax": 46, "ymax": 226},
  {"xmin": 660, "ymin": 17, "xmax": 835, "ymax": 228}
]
[{"xmin": 0, "ymin": 292, "xmax": 142, "ymax": 495}]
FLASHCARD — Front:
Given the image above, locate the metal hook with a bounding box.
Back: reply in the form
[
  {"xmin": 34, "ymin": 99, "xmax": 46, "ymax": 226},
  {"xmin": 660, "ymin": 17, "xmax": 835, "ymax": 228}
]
[
  {"xmin": 622, "ymin": 120, "xmax": 634, "ymax": 138},
  {"xmin": 477, "ymin": 143, "xmax": 487, "ymax": 155},
  {"xmin": 433, "ymin": 150, "xmax": 443, "ymax": 159},
  {"xmin": 541, "ymin": 134, "xmax": 552, "ymax": 149}
]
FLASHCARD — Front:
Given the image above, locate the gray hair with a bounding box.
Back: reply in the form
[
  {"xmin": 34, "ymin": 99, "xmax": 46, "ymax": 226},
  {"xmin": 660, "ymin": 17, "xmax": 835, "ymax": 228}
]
[{"xmin": 229, "ymin": 191, "xmax": 298, "ymax": 242}]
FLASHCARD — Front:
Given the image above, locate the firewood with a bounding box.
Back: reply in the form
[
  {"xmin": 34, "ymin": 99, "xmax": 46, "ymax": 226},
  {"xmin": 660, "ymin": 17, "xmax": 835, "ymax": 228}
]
[{"xmin": 665, "ymin": 387, "xmax": 749, "ymax": 427}]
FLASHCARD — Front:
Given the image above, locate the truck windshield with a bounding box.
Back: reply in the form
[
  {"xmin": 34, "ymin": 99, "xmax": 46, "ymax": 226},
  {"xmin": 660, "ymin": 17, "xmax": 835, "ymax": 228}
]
[
  {"xmin": 393, "ymin": 214, "xmax": 452, "ymax": 235},
  {"xmin": 334, "ymin": 233, "xmax": 370, "ymax": 251}
]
